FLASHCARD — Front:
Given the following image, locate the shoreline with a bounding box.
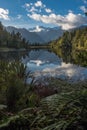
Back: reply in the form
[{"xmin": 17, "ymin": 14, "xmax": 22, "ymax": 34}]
[
  {"xmin": 0, "ymin": 46, "xmax": 50, "ymax": 52},
  {"xmin": 0, "ymin": 48, "xmax": 27, "ymax": 52}
]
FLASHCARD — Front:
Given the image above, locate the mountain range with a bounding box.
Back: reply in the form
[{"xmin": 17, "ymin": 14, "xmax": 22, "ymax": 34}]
[
  {"xmin": 6, "ymin": 26, "xmax": 64, "ymax": 44},
  {"xmin": 6, "ymin": 25, "xmax": 87, "ymax": 44}
]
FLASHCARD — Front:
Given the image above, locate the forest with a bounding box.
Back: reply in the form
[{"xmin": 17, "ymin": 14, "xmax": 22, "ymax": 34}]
[
  {"xmin": 51, "ymin": 27, "xmax": 87, "ymax": 50},
  {"xmin": 0, "ymin": 22, "xmax": 29, "ymax": 49},
  {"xmin": 51, "ymin": 27, "xmax": 87, "ymax": 66}
]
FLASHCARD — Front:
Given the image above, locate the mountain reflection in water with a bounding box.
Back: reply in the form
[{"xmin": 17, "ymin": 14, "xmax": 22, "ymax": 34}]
[{"xmin": 0, "ymin": 49, "xmax": 87, "ymax": 82}]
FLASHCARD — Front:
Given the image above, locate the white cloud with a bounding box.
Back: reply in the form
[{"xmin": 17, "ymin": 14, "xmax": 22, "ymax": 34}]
[
  {"xmin": 80, "ymin": 6, "xmax": 87, "ymax": 13},
  {"xmin": 24, "ymin": 1, "xmax": 87, "ymax": 30},
  {"xmin": 30, "ymin": 25, "xmax": 45, "ymax": 32},
  {"xmin": 29, "ymin": 6, "xmax": 38, "ymax": 13},
  {"xmin": 0, "ymin": 8, "xmax": 10, "ymax": 20},
  {"xmin": 35, "ymin": 1, "xmax": 43, "ymax": 7},
  {"xmin": 23, "ymin": 1, "xmax": 46, "ymax": 13},
  {"xmin": 28, "ymin": 12, "xmax": 87, "ymax": 30},
  {"xmin": 45, "ymin": 8, "xmax": 52, "ymax": 13},
  {"xmin": 27, "ymin": 13, "xmax": 40, "ymax": 21},
  {"xmin": 25, "ymin": 3, "xmax": 30, "ymax": 7},
  {"xmin": 24, "ymin": 3, "xmax": 33, "ymax": 8}
]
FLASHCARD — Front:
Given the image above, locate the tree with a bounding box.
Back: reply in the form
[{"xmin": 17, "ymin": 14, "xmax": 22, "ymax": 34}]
[{"xmin": 0, "ymin": 21, "xmax": 3, "ymax": 30}]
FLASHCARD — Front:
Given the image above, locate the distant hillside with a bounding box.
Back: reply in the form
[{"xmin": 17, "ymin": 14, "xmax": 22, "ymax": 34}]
[
  {"xmin": 7, "ymin": 25, "xmax": 87, "ymax": 45},
  {"xmin": 6, "ymin": 26, "xmax": 64, "ymax": 44},
  {"xmin": 29, "ymin": 26, "xmax": 64, "ymax": 43},
  {"xmin": 6, "ymin": 26, "xmax": 45, "ymax": 44},
  {"xmin": 38, "ymin": 29, "xmax": 64, "ymax": 43}
]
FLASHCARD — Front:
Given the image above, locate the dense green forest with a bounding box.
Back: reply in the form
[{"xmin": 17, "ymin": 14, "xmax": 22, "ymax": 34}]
[
  {"xmin": 51, "ymin": 27, "xmax": 87, "ymax": 50},
  {"xmin": 51, "ymin": 27, "xmax": 87, "ymax": 66},
  {"xmin": 0, "ymin": 22, "xmax": 29, "ymax": 49}
]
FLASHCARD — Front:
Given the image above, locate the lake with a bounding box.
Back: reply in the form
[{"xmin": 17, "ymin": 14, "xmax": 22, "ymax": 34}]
[{"xmin": 0, "ymin": 49, "xmax": 87, "ymax": 82}]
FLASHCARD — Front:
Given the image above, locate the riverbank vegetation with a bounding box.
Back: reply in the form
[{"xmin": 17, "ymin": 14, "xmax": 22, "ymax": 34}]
[
  {"xmin": 51, "ymin": 27, "xmax": 87, "ymax": 50},
  {"xmin": 51, "ymin": 27, "xmax": 87, "ymax": 66},
  {"xmin": 0, "ymin": 61, "xmax": 87, "ymax": 130}
]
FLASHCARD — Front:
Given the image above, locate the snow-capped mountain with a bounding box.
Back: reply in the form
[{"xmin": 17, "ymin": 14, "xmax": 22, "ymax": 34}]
[
  {"xmin": 6, "ymin": 26, "xmax": 45, "ymax": 44},
  {"xmin": 36, "ymin": 26, "xmax": 64, "ymax": 42},
  {"xmin": 6, "ymin": 26, "xmax": 64, "ymax": 44}
]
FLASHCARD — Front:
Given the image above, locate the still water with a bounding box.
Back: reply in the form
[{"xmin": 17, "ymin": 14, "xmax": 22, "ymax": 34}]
[{"xmin": 0, "ymin": 49, "xmax": 87, "ymax": 82}]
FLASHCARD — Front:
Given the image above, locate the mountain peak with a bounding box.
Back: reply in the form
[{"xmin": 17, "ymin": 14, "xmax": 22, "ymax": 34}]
[
  {"xmin": 6, "ymin": 26, "xmax": 64, "ymax": 44},
  {"xmin": 29, "ymin": 25, "xmax": 46, "ymax": 32}
]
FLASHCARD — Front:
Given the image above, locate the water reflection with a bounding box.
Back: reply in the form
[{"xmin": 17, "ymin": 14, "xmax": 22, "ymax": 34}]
[
  {"xmin": 0, "ymin": 49, "xmax": 87, "ymax": 82},
  {"xmin": 53, "ymin": 47, "xmax": 87, "ymax": 67},
  {"xmin": 0, "ymin": 50, "xmax": 29, "ymax": 61}
]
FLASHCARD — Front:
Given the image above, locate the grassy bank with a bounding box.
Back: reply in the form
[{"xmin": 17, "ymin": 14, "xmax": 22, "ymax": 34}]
[
  {"xmin": 0, "ymin": 45, "xmax": 50, "ymax": 52},
  {"xmin": 0, "ymin": 47, "xmax": 27, "ymax": 52},
  {"xmin": 0, "ymin": 86, "xmax": 87, "ymax": 130},
  {"xmin": 0, "ymin": 60, "xmax": 87, "ymax": 130},
  {"xmin": 0, "ymin": 75, "xmax": 87, "ymax": 129},
  {"xmin": 29, "ymin": 45, "xmax": 50, "ymax": 49}
]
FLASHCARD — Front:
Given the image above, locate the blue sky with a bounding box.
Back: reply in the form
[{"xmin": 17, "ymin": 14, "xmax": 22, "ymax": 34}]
[{"xmin": 0, "ymin": 0, "xmax": 87, "ymax": 30}]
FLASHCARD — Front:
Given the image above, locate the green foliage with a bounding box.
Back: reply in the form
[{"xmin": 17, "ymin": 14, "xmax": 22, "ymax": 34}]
[
  {"xmin": 51, "ymin": 27, "xmax": 87, "ymax": 66},
  {"xmin": 0, "ymin": 22, "xmax": 29, "ymax": 49},
  {"xmin": 51, "ymin": 27, "xmax": 87, "ymax": 50},
  {"xmin": 0, "ymin": 86, "xmax": 87, "ymax": 130},
  {"xmin": 0, "ymin": 61, "xmax": 39, "ymax": 112},
  {"xmin": 1, "ymin": 69, "xmax": 87, "ymax": 128}
]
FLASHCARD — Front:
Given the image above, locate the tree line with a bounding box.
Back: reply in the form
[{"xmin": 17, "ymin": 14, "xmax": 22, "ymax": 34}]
[
  {"xmin": 50, "ymin": 27, "xmax": 87, "ymax": 66},
  {"xmin": 0, "ymin": 22, "xmax": 29, "ymax": 49},
  {"xmin": 51, "ymin": 27, "xmax": 87, "ymax": 50}
]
